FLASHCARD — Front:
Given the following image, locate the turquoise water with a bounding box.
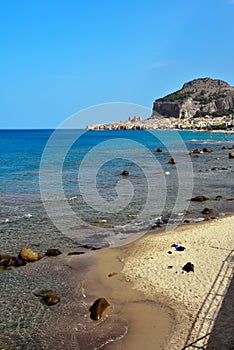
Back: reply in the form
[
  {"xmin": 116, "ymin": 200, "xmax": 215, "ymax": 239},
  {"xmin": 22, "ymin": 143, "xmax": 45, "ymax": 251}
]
[
  {"xmin": 0, "ymin": 129, "xmax": 234, "ymax": 349},
  {"xmin": 0, "ymin": 129, "xmax": 234, "ymax": 247}
]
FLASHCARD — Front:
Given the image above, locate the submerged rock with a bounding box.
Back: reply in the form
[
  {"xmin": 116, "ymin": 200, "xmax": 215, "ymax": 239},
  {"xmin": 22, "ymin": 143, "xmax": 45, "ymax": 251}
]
[
  {"xmin": 193, "ymin": 148, "xmax": 202, "ymax": 154},
  {"xmin": 168, "ymin": 157, "xmax": 176, "ymax": 164},
  {"xmin": 121, "ymin": 170, "xmax": 129, "ymax": 176},
  {"xmin": 203, "ymin": 147, "xmax": 213, "ymax": 153},
  {"xmin": 191, "ymin": 195, "xmax": 209, "ymax": 202},
  {"xmin": 156, "ymin": 148, "xmax": 163, "ymax": 152},
  {"xmin": 89, "ymin": 298, "xmax": 110, "ymax": 321},
  {"xmin": 19, "ymin": 248, "xmax": 42, "ymax": 262},
  {"xmin": 43, "ymin": 295, "xmax": 60, "ymax": 306},
  {"xmin": 202, "ymin": 208, "xmax": 213, "ymax": 215},
  {"xmin": 34, "ymin": 289, "xmax": 60, "ymax": 306},
  {"xmin": 45, "ymin": 248, "xmax": 62, "ymax": 257},
  {"xmin": 0, "ymin": 254, "xmax": 15, "ymax": 267}
]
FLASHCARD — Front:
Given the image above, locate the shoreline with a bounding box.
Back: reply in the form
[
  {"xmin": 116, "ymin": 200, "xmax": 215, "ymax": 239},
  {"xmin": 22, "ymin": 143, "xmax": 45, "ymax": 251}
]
[{"xmin": 94, "ymin": 214, "xmax": 234, "ymax": 349}]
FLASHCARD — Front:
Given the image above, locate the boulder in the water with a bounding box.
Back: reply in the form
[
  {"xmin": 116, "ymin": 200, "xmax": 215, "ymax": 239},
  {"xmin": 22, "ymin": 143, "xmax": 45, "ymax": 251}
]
[
  {"xmin": 89, "ymin": 298, "xmax": 110, "ymax": 321},
  {"xmin": 43, "ymin": 295, "xmax": 60, "ymax": 306},
  {"xmin": 203, "ymin": 147, "xmax": 213, "ymax": 153},
  {"xmin": 121, "ymin": 170, "xmax": 129, "ymax": 176},
  {"xmin": 191, "ymin": 195, "xmax": 209, "ymax": 202},
  {"xmin": 229, "ymin": 152, "xmax": 234, "ymax": 159},
  {"xmin": 202, "ymin": 208, "xmax": 213, "ymax": 215},
  {"xmin": 168, "ymin": 157, "xmax": 176, "ymax": 164}
]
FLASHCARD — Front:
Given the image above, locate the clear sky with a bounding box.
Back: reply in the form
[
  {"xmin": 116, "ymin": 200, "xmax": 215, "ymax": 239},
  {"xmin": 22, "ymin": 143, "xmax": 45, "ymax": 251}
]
[{"xmin": 1, "ymin": 0, "xmax": 234, "ymax": 129}]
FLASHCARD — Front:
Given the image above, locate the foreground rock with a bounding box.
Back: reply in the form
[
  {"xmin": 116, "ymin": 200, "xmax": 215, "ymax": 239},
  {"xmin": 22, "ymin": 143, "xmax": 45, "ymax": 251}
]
[
  {"xmin": 229, "ymin": 152, "xmax": 234, "ymax": 158},
  {"xmin": 89, "ymin": 298, "xmax": 110, "ymax": 321},
  {"xmin": 34, "ymin": 289, "xmax": 60, "ymax": 306},
  {"xmin": 19, "ymin": 248, "xmax": 43, "ymax": 262}
]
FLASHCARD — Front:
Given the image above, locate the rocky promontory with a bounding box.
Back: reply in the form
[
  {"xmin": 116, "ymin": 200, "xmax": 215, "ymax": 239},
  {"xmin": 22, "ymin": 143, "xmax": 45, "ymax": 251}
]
[
  {"xmin": 87, "ymin": 78, "xmax": 234, "ymax": 131},
  {"xmin": 151, "ymin": 77, "xmax": 234, "ymax": 119}
]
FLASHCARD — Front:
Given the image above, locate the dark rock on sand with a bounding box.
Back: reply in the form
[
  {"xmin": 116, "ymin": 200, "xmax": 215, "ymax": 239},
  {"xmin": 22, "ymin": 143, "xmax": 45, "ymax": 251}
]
[
  {"xmin": 19, "ymin": 248, "xmax": 42, "ymax": 262},
  {"xmin": 89, "ymin": 298, "xmax": 110, "ymax": 321},
  {"xmin": 182, "ymin": 262, "xmax": 194, "ymax": 273},
  {"xmin": 45, "ymin": 248, "xmax": 62, "ymax": 257},
  {"xmin": 121, "ymin": 170, "xmax": 129, "ymax": 176},
  {"xmin": 202, "ymin": 208, "xmax": 213, "ymax": 215},
  {"xmin": 168, "ymin": 157, "xmax": 176, "ymax": 164},
  {"xmin": 191, "ymin": 195, "xmax": 209, "ymax": 202},
  {"xmin": 229, "ymin": 152, "xmax": 234, "ymax": 159}
]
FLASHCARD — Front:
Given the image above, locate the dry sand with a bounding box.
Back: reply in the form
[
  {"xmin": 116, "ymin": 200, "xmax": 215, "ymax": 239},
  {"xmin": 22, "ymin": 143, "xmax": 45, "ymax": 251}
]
[{"xmin": 96, "ymin": 215, "xmax": 234, "ymax": 350}]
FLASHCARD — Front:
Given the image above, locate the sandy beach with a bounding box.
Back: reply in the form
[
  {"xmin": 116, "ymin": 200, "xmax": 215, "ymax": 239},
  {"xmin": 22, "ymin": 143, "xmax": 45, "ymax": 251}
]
[{"xmin": 95, "ymin": 215, "xmax": 234, "ymax": 349}]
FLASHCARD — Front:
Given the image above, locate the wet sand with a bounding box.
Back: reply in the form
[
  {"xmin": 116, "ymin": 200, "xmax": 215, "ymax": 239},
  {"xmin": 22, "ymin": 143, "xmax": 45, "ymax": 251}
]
[{"xmin": 95, "ymin": 215, "xmax": 234, "ymax": 349}]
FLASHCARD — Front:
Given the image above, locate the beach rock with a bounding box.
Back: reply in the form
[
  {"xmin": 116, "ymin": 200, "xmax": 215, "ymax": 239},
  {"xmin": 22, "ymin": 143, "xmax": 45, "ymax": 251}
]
[
  {"xmin": 222, "ymin": 146, "xmax": 227, "ymax": 150},
  {"xmin": 229, "ymin": 152, "xmax": 234, "ymax": 159},
  {"xmin": 182, "ymin": 262, "xmax": 194, "ymax": 273},
  {"xmin": 43, "ymin": 295, "xmax": 60, "ymax": 306},
  {"xmin": 168, "ymin": 157, "xmax": 176, "ymax": 164},
  {"xmin": 193, "ymin": 154, "xmax": 200, "ymax": 158},
  {"xmin": 45, "ymin": 248, "xmax": 62, "ymax": 257},
  {"xmin": 0, "ymin": 254, "xmax": 15, "ymax": 267},
  {"xmin": 215, "ymin": 195, "xmax": 223, "ymax": 200},
  {"xmin": 121, "ymin": 170, "xmax": 129, "ymax": 176},
  {"xmin": 193, "ymin": 148, "xmax": 202, "ymax": 154},
  {"xmin": 202, "ymin": 208, "xmax": 213, "ymax": 215},
  {"xmin": 19, "ymin": 248, "xmax": 42, "ymax": 262},
  {"xmin": 89, "ymin": 298, "xmax": 110, "ymax": 321},
  {"xmin": 191, "ymin": 195, "xmax": 209, "ymax": 202},
  {"xmin": 156, "ymin": 148, "xmax": 163, "ymax": 152},
  {"xmin": 203, "ymin": 147, "xmax": 213, "ymax": 153}
]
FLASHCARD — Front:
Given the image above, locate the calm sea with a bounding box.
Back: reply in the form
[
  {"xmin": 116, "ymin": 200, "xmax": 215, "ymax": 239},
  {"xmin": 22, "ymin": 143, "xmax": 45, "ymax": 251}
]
[
  {"xmin": 0, "ymin": 129, "xmax": 234, "ymax": 250},
  {"xmin": 0, "ymin": 129, "xmax": 234, "ymax": 349}
]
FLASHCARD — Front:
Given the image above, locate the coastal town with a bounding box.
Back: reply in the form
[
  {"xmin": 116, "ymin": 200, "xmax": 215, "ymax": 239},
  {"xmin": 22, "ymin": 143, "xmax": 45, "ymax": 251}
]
[{"xmin": 87, "ymin": 113, "xmax": 234, "ymax": 131}]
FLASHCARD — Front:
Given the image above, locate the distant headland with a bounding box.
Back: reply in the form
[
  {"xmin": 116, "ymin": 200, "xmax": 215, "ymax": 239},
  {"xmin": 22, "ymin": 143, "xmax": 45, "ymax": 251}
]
[{"xmin": 87, "ymin": 78, "xmax": 234, "ymax": 131}]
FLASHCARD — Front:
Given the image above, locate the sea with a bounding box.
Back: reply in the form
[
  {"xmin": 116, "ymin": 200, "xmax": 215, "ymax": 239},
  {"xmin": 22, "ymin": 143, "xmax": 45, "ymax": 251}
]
[{"xmin": 0, "ymin": 129, "xmax": 234, "ymax": 349}]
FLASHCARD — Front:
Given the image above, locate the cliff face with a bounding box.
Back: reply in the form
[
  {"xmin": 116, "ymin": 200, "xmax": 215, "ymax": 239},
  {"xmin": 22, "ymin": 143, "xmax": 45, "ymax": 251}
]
[{"xmin": 151, "ymin": 78, "xmax": 234, "ymax": 119}]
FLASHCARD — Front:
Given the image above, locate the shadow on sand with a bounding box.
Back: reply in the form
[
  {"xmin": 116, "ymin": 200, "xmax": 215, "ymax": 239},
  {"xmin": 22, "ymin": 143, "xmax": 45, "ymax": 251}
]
[{"xmin": 181, "ymin": 249, "xmax": 234, "ymax": 350}]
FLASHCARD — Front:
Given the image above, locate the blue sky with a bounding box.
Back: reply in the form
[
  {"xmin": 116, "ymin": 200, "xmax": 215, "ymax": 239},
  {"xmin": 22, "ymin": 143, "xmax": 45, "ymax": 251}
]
[{"xmin": 1, "ymin": 0, "xmax": 234, "ymax": 129}]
